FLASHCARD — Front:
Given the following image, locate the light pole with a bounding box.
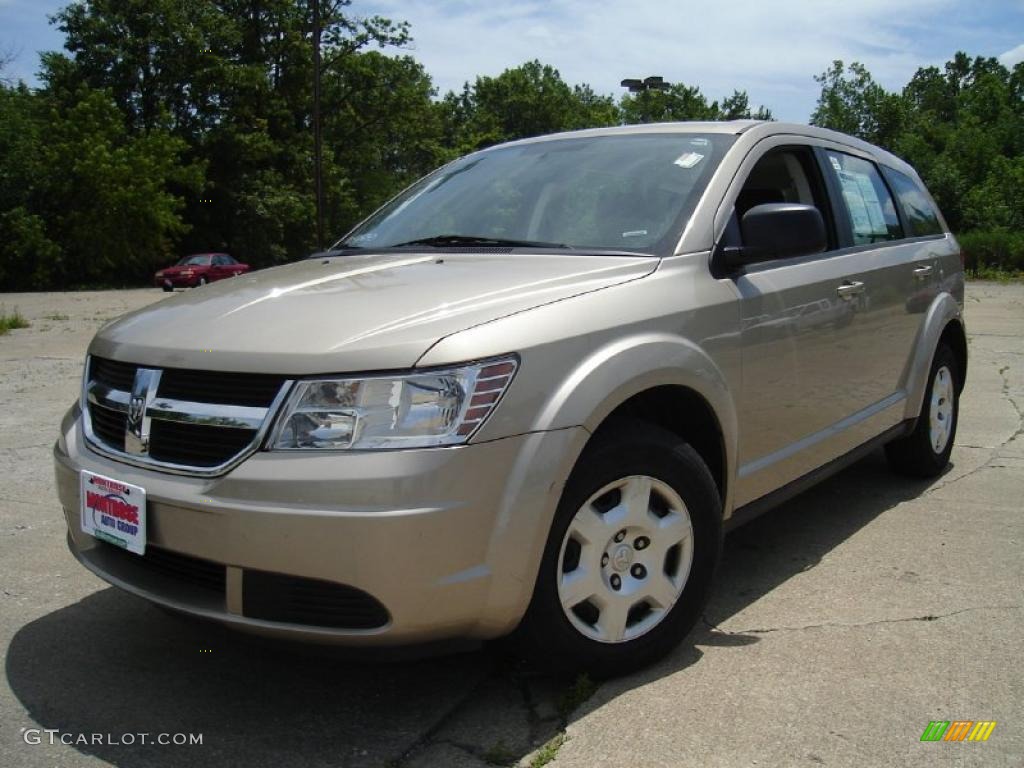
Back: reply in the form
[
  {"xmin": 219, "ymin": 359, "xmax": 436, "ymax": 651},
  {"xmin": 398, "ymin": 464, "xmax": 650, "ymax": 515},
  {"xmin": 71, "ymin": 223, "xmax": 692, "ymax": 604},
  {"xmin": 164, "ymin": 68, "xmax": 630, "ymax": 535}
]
[
  {"xmin": 620, "ymin": 76, "xmax": 670, "ymax": 124},
  {"xmin": 312, "ymin": 0, "xmax": 324, "ymax": 251},
  {"xmin": 620, "ymin": 76, "xmax": 671, "ymax": 93}
]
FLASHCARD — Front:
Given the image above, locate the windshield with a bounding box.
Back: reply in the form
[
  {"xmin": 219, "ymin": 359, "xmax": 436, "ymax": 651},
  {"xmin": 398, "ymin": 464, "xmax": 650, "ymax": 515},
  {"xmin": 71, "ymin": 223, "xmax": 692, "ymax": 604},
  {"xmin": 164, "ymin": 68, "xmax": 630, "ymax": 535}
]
[
  {"xmin": 177, "ymin": 255, "xmax": 212, "ymax": 266},
  {"xmin": 339, "ymin": 133, "xmax": 735, "ymax": 255}
]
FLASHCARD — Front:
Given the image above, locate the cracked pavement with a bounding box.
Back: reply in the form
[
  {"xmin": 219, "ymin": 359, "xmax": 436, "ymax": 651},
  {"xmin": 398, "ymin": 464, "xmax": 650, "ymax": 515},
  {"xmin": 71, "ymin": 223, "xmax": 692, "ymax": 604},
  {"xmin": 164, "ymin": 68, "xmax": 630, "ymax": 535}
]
[{"xmin": 1, "ymin": 283, "xmax": 1022, "ymax": 768}]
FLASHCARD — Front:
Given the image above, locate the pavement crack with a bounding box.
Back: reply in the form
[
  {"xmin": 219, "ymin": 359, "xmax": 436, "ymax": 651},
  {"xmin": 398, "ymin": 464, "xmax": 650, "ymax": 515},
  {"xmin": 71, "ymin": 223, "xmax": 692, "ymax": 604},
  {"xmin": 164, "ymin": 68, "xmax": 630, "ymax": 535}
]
[
  {"xmin": 706, "ymin": 605, "xmax": 1023, "ymax": 636},
  {"xmin": 390, "ymin": 661, "xmax": 496, "ymax": 768}
]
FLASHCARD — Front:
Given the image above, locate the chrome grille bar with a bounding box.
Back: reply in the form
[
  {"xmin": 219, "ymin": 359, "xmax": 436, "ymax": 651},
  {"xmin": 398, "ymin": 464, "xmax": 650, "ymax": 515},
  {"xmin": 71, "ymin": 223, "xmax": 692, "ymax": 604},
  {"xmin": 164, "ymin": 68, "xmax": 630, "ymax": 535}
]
[{"xmin": 82, "ymin": 356, "xmax": 292, "ymax": 477}]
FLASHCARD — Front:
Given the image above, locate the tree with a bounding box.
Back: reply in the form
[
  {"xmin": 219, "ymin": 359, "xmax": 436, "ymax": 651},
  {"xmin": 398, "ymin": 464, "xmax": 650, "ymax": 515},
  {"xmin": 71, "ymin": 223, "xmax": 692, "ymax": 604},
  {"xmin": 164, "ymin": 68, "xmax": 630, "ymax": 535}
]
[
  {"xmin": 442, "ymin": 61, "xmax": 619, "ymax": 153},
  {"xmin": 620, "ymin": 84, "xmax": 770, "ymax": 124},
  {"xmin": 45, "ymin": 0, "xmax": 413, "ymax": 267},
  {"xmin": 810, "ymin": 60, "xmax": 906, "ymax": 148},
  {"xmin": 0, "ymin": 83, "xmax": 199, "ymax": 290}
]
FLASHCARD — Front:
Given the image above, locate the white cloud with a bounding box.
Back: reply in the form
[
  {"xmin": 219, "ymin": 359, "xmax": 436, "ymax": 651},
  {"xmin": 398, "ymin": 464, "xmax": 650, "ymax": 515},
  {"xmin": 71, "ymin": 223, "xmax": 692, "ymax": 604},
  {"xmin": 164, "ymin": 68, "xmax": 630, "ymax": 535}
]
[
  {"xmin": 361, "ymin": 0, "xmax": 962, "ymax": 120},
  {"xmin": 999, "ymin": 42, "xmax": 1024, "ymax": 66}
]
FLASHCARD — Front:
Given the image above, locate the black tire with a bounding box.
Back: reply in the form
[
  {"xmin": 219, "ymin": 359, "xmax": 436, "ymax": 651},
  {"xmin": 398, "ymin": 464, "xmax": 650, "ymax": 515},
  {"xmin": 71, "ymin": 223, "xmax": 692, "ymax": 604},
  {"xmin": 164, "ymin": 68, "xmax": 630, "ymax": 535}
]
[
  {"xmin": 517, "ymin": 421, "xmax": 722, "ymax": 678},
  {"xmin": 885, "ymin": 343, "xmax": 959, "ymax": 477},
  {"xmin": 162, "ymin": 284, "xmax": 173, "ymax": 292},
  {"xmin": 198, "ymin": 277, "xmax": 208, "ymax": 287}
]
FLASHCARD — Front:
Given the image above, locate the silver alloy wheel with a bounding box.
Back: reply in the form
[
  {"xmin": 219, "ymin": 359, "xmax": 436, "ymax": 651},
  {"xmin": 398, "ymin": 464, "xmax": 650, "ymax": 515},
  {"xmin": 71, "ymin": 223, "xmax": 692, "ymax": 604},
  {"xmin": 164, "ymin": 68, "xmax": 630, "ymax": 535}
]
[
  {"xmin": 557, "ymin": 475, "xmax": 694, "ymax": 644},
  {"xmin": 929, "ymin": 365, "xmax": 954, "ymax": 454}
]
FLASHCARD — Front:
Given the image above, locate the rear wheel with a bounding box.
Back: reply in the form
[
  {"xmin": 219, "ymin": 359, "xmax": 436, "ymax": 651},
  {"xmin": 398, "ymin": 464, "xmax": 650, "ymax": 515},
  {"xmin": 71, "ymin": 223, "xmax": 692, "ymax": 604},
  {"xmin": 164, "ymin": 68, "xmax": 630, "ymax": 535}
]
[
  {"xmin": 886, "ymin": 343, "xmax": 959, "ymax": 477},
  {"xmin": 517, "ymin": 422, "xmax": 722, "ymax": 677}
]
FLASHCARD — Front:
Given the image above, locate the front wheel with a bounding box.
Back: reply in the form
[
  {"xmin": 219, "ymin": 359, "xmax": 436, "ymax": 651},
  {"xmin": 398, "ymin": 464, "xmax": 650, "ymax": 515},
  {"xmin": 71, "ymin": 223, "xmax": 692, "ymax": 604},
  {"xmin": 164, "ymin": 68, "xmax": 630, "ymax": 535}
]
[
  {"xmin": 886, "ymin": 343, "xmax": 959, "ymax": 477},
  {"xmin": 517, "ymin": 422, "xmax": 722, "ymax": 677}
]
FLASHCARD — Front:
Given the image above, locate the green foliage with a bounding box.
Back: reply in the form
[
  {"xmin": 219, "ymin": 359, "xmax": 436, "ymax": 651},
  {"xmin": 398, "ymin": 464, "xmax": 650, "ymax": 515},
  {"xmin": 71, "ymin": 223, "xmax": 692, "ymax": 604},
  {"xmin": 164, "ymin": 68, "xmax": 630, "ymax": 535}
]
[
  {"xmin": 958, "ymin": 230, "xmax": 1024, "ymax": 275},
  {"xmin": 0, "ymin": 80, "xmax": 196, "ymax": 289},
  {"xmin": 529, "ymin": 733, "xmax": 567, "ymax": 768},
  {"xmin": 812, "ymin": 53, "xmax": 1024, "ymax": 275},
  {"xmin": 557, "ymin": 673, "xmax": 598, "ymax": 718},
  {"xmin": 441, "ymin": 60, "xmax": 619, "ymax": 153},
  {"xmin": 0, "ymin": 307, "xmax": 30, "ymax": 334},
  {"xmin": 620, "ymin": 83, "xmax": 770, "ymax": 125},
  {"xmin": 811, "ymin": 61, "xmax": 906, "ymax": 148}
]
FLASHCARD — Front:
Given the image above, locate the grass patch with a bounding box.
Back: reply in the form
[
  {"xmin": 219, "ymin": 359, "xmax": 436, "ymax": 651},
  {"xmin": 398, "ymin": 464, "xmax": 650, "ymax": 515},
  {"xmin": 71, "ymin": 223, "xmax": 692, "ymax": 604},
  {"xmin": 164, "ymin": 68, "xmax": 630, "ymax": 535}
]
[
  {"xmin": 529, "ymin": 733, "xmax": 567, "ymax": 768},
  {"xmin": 0, "ymin": 308, "xmax": 30, "ymax": 335},
  {"xmin": 966, "ymin": 265, "xmax": 1024, "ymax": 283},
  {"xmin": 44, "ymin": 312, "xmax": 70, "ymax": 321},
  {"xmin": 557, "ymin": 674, "xmax": 598, "ymax": 719},
  {"xmin": 482, "ymin": 739, "xmax": 516, "ymax": 766}
]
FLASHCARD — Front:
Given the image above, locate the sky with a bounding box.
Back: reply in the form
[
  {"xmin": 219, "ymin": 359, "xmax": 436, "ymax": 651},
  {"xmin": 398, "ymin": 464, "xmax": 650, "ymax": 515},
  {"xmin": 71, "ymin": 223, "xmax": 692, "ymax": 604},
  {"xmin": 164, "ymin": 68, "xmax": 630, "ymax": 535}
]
[{"xmin": 2, "ymin": 0, "xmax": 1023, "ymax": 121}]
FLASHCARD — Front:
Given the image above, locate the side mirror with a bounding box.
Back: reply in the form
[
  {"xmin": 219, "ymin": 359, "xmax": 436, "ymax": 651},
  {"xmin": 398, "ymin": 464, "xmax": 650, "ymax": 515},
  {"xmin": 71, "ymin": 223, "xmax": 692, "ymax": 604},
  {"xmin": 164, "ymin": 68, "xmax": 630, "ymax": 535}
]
[{"xmin": 722, "ymin": 203, "xmax": 826, "ymax": 270}]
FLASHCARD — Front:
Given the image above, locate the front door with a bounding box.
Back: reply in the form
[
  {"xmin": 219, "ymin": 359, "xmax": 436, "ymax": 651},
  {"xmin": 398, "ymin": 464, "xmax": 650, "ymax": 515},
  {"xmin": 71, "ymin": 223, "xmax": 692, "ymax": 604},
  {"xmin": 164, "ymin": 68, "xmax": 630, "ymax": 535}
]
[{"xmin": 724, "ymin": 143, "xmax": 901, "ymax": 506}]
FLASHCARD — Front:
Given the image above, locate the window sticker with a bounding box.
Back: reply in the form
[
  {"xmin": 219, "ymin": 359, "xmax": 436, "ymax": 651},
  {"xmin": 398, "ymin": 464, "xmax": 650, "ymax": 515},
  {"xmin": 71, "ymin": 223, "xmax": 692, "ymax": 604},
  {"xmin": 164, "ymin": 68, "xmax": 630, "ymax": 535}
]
[
  {"xmin": 829, "ymin": 155, "xmax": 842, "ymax": 171},
  {"xmin": 674, "ymin": 152, "xmax": 704, "ymax": 169},
  {"xmin": 622, "ymin": 229, "xmax": 648, "ymax": 238},
  {"xmin": 837, "ymin": 170, "xmax": 873, "ymax": 236},
  {"xmin": 836, "ymin": 168, "xmax": 887, "ymax": 241},
  {"xmin": 853, "ymin": 173, "xmax": 887, "ymax": 233}
]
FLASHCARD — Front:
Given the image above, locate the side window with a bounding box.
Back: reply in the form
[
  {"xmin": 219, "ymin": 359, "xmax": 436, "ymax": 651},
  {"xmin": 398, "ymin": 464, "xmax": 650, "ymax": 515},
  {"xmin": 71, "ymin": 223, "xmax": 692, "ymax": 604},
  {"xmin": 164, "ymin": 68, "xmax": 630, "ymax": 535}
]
[
  {"xmin": 213, "ymin": 255, "xmax": 228, "ymax": 266},
  {"xmin": 725, "ymin": 146, "xmax": 834, "ymax": 250},
  {"xmin": 824, "ymin": 152, "xmax": 902, "ymax": 245},
  {"xmin": 883, "ymin": 168, "xmax": 944, "ymax": 237}
]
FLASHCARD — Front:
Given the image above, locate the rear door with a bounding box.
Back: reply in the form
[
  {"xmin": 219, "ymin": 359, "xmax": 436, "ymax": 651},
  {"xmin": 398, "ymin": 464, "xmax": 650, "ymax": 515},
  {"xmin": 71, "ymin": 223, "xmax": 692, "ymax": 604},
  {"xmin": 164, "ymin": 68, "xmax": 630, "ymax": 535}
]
[{"xmin": 817, "ymin": 149, "xmax": 929, "ymax": 418}]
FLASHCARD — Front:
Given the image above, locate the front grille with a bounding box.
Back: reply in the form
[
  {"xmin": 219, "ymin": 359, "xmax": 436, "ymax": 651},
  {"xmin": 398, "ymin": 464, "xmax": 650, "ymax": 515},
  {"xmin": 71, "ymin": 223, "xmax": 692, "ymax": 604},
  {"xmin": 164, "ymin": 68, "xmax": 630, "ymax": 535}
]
[
  {"xmin": 91, "ymin": 357, "xmax": 137, "ymax": 391},
  {"xmin": 84, "ymin": 356, "xmax": 289, "ymax": 473},
  {"xmin": 90, "ymin": 403, "xmax": 127, "ymax": 450},
  {"xmin": 243, "ymin": 571, "xmax": 390, "ymax": 629},
  {"xmin": 158, "ymin": 368, "xmax": 285, "ymax": 408},
  {"xmin": 99, "ymin": 542, "xmax": 226, "ymax": 594},
  {"xmin": 149, "ymin": 420, "xmax": 256, "ymax": 467}
]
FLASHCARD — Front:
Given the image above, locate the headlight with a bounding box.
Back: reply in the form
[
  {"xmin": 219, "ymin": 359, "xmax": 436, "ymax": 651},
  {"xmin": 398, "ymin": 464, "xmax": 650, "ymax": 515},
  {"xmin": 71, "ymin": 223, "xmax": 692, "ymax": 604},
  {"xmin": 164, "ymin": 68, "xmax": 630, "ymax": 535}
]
[{"xmin": 269, "ymin": 357, "xmax": 517, "ymax": 450}]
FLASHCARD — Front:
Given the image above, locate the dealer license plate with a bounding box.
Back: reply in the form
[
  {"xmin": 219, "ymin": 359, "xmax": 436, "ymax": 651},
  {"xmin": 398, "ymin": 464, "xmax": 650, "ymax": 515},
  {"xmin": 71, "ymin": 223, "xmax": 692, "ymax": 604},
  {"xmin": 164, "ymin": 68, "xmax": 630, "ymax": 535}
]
[{"xmin": 80, "ymin": 470, "xmax": 147, "ymax": 555}]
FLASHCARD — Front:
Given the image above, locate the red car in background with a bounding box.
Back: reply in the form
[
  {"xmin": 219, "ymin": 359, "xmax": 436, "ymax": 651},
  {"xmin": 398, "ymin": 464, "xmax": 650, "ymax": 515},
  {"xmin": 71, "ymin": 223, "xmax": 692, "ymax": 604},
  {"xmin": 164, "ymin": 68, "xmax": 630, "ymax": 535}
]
[{"xmin": 154, "ymin": 253, "xmax": 250, "ymax": 291}]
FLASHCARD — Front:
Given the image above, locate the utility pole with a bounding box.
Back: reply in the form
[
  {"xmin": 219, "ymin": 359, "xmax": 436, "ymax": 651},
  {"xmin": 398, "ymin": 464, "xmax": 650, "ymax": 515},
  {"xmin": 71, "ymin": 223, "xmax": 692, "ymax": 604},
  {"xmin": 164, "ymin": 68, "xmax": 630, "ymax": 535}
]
[{"xmin": 312, "ymin": 0, "xmax": 324, "ymax": 251}]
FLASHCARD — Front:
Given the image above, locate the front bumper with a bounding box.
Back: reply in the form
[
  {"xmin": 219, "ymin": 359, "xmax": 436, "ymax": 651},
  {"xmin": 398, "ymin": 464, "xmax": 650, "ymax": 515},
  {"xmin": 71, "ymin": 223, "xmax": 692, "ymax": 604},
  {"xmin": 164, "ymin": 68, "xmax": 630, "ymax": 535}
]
[
  {"xmin": 154, "ymin": 274, "xmax": 196, "ymax": 288},
  {"xmin": 55, "ymin": 405, "xmax": 587, "ymax": 644}
]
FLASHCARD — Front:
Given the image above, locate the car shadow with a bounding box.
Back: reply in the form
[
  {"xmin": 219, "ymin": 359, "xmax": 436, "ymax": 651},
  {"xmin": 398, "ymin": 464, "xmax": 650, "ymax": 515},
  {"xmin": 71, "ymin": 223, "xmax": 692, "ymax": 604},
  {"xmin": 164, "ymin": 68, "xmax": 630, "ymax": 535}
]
[{"xmin": 5, "ymin": 450, "xmax": 941, "ymax": 767}]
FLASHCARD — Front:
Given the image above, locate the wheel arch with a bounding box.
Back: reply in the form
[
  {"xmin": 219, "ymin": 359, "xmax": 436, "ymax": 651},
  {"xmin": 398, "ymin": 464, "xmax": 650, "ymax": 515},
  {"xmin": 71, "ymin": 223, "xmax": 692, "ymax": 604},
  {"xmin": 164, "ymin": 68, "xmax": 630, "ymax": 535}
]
[
  {"xmin": 534, "ymin": 333, "xmax": 738, "ymax": 517},
  {"xmin": 591, "ymin": 385, "xmax": 728, "ymax": 509},
  {"xmin": 939, "ymin": 318, "xmax": 968, "ymax": 394},
  {"xmin": 902, "ymin": 293, "xmax": 967, "ymax": 420}
]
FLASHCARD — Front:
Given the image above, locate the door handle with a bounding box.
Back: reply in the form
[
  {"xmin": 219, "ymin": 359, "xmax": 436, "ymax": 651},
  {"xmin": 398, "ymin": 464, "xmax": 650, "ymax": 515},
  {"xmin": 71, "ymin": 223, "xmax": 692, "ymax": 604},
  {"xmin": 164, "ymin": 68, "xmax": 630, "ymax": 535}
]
[
  {"xmin": 837, "ymin": 281, "xmax": 865, "ymax": 299},
  {"xmin": 913, "ymin": 264, "xmax": 934, "ymax": 279}
]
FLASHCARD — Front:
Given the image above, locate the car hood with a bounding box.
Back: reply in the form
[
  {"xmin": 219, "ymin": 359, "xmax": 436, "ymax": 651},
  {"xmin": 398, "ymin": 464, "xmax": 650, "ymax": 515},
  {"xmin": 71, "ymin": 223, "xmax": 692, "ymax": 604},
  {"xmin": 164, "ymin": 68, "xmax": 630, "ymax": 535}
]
[{"xmin": 91, "ymin": 251, "xmax": 657, "ymax": 373}]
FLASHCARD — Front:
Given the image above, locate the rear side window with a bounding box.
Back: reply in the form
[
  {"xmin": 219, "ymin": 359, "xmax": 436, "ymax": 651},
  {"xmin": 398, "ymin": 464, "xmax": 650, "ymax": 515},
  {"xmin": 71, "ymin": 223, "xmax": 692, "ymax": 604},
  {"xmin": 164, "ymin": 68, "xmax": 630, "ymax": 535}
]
[
  {"xmin": 824, "ymin": 152, "xmax": 902, "ymax": 246},
  {"xmin": 883, "ymin": 168, "xmax": 944, "ymax": 237}
]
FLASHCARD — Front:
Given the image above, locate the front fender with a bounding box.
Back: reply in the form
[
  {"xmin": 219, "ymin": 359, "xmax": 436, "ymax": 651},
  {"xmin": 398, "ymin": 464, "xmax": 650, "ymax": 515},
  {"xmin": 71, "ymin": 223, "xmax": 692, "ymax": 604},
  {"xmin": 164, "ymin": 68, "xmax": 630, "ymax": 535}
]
[
  {"xmin": 902, "ymin": 292, "xmax": 966, "ymax": 421},
  {"xmin": 422, "ymin": 317, "xmax": 739, "ymax": 515},
  {"xmin": 536, "ymin": 332, "xmax": 739, "ymax": 516}
]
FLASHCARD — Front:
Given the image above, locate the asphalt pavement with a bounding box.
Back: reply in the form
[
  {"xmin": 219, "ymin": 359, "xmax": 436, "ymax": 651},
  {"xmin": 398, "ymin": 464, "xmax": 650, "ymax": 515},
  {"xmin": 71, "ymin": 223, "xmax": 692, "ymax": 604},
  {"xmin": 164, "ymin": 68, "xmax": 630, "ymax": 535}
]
[{"xmin": 0, "ymin": 282, "xmax": 1020, "ymax": 768}]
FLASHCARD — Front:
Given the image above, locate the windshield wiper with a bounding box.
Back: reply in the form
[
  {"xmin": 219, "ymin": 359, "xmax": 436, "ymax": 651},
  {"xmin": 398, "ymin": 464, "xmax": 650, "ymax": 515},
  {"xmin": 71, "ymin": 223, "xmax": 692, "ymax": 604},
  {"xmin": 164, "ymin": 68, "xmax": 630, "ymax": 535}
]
[{"xmin": 389, "ymin": 234, "xmax": 570, "ymax": 249}]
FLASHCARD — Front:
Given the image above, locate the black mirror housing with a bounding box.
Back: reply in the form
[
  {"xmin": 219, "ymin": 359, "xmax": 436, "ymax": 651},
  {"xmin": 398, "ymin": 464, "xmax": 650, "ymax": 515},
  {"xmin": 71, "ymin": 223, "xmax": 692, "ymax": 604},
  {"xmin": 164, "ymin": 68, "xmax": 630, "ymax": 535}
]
[{"xmin": 735, "ymin": 203, "xmax": 827, "ymax": 265}]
